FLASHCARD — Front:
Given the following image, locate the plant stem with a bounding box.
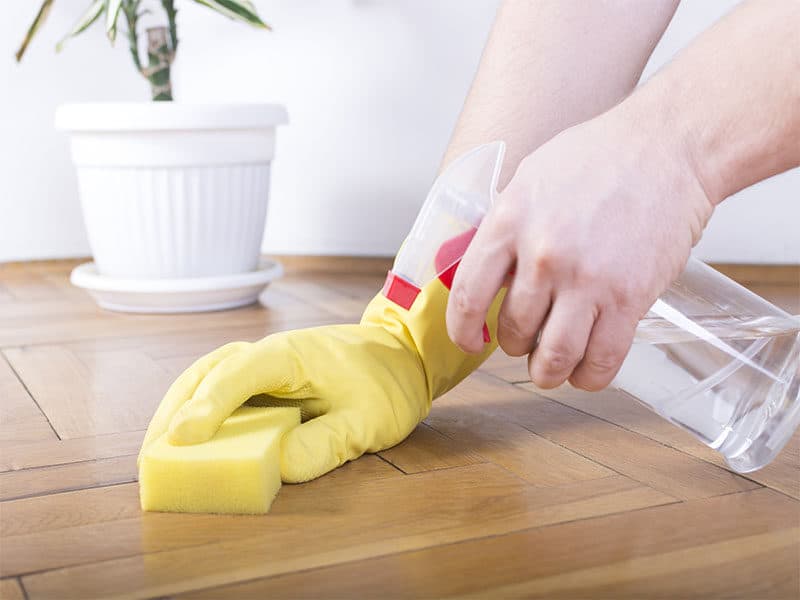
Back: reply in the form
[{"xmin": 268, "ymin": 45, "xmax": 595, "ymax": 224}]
[
  {"xmin": 161, "ymin": 0, "xmax": 178, "ymax": 58},
  {"xmin": 122, "ymin": 0, "xmax": 142, "ymax": 73},
  {"xmin": 144, "ymin": 26, "xmax": 173, "ymax": 100}
]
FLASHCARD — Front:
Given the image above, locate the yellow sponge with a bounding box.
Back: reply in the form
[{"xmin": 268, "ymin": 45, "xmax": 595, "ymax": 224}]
[{"xmin": 139, "ymin": 406, "xmax": 300, "ymax": 514}]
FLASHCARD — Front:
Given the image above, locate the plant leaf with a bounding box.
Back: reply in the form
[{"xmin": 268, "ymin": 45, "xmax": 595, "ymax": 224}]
[
  {"xmin": 56, "ymin": 0, "xmax": 105, "ymax": 52},
  {"xmin": 15, "ymin": 0, "xmax": 56, "ymax": 62},
  {"xmin": 192, "ymin": 0, "xmax": 270, "ymax": 29},
  {"xmin": 106, "ymin": 0, "xmax": 123, "ymax": 42}
]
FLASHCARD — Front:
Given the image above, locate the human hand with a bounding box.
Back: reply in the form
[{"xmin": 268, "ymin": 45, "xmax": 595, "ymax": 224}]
[
  {"xmin": 139, "ymin": 323, "xmax": 427, "ymax": 483},
  {"xmin": 445, "ymin": 107, "xmax": 714, "ymax": 390},
  {"xmin": 140, "ymin": 274, "xmax": 500, "ymax": 483}
]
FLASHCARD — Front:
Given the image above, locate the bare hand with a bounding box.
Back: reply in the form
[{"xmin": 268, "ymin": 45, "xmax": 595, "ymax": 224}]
[{"xmin": 445, "ymin": 108, "xmax": 714, "ymax": 390}]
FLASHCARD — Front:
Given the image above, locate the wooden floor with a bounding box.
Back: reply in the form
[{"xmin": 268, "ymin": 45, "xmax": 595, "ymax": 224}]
[{"xmin": 0, "ymin": 260, "xmax": 798, "ymax": 599}]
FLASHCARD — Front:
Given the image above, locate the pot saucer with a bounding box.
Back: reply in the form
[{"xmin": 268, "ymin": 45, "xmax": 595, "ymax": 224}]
[{"xmin": 70, "ymin": 258, "xmax": 283, "ymax": 314}]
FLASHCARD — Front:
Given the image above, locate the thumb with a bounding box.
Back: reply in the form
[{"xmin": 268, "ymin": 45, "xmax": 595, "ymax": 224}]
[{"xmin": 280, "ymin": 409, "xmax": 368, "ymax": 483}]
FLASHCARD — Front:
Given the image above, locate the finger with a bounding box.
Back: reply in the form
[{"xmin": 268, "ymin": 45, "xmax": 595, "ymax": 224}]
[
  {"xmin": 569, "ymin": 308, "xmax": 638, "ymax": 391},
  {"xmin": 497, "ymin": 261, "xmax": 552, "ymax": 357},
  {"xmin": 528, "ymin": 295, "xmax": 596, "ymax": 389},
  {"xmin": 168, "ymin": 338, "xmax": 308, "ymax": 445},
  {"xmin": 280, "ymin": 409, "xmax": 367, "ymax": 483},
  {"xmin": 140, "ymin": 341, "xmax": 250, "ymax": 456},
  {"xmin": 446, "ymin": 207, "xmax": 515, "ymax": 354}
]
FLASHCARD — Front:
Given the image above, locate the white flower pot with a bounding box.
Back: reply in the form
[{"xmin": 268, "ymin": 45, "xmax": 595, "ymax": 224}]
[{"xmin": 56, "ymin": 103, "xmax": 288, "ymax": 279}]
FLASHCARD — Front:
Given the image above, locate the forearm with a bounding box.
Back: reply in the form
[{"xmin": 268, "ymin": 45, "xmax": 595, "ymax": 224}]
[
  {"xmin": 618, "ymin": 0, "xmax": 800, "ymax": 204},
  {"xmin": 444, "ymin": 0, "xmax": 680, "ymax": 187}
]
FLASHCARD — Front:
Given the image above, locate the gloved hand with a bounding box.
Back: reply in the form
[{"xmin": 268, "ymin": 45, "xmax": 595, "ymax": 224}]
[
  {"xmin": 140, "ymin": 142, "xmax": 507, "ymax": 483},
  {"xmin": 140, "ymin": 274, "xmax": 503, "ymax": 483}
]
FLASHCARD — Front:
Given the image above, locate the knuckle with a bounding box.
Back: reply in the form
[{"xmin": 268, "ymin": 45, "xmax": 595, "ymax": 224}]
[
  {"xmin": 537, "ymin": 344, "xmax": 580, "ymax": 374},
  {"xmin": 490, "ymin": 198, "xmax": 521, "ymax": 232},
  {"xmin": 585, "ymin": 347, "xmax": 628, "ymax": 372},
  {"xmin": 449, "ymin": 284, "xmax": 482, "ymax": 318},
  {"xmin": 532, "ymin": 248, "xmax": 557, "ymax": 274},
  {"xmin": 531, "ymin": 242, "xmax": 568, "ymax": 276},
  {"xmin": 609, "ymin": 285, "xmax": 637, "ymax": 310}
]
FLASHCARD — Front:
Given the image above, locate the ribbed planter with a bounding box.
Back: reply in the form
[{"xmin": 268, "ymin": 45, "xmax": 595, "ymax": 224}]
[{"xmin": 56, "ymin": 103, "xmax": 288, "ymax": 279}]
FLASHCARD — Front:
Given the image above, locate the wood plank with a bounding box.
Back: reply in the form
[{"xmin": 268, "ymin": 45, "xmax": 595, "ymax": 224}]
[
  {"xmin": 0, "ymin": 483, "xmax": 141, "ymax": 538},
  {"xmin": 275, "ymin": 276, "xmax": 372, "ymax": 319},
  {"xmin": 423, "ymin": 391, "xmax": 614, "ymax": 486},
  {"xmin": 274, "ymin": 254, "xmax": 392, "ymax": 275},
  {"xmin": 16, "ymin": 468, "xmax": 674, "ymax": 595},
  {"xmin": 748, "ymin": 283, "xmax": 800, "ymax": 314},
  {"xmin": 378, "ymin": 423, "xmax": 486, "ymax": 473},
  {"xmin": 4, "ymin": 346, "xmax": 174, "ymax": 439},
  {"xmin": 1, "ymin": 456, "xmax": 401, "ymax": 576},
  {"xmin": 1, "ymin": 259, "xmax": 83, "ymax": 275},
  {"xmin": 176, "ymin": 488, "xmax": 798, "ymax": 600},
  {"xmin": 457, "ymin": 529, "xmax": 800, "ymax": 600},
  {"xmin": 526, "ymin": 383, "xmax": 800, "ymax": 499},
  {"xmin": 0, "ymin": 285, "xmax": 333, "ymax": 348},
  {"xmin": 0, "ymin": 455, "xmax": 136, "ymax": 501},
  {"xmin": 0, "ymin": 456, "xmax": 395, "ymax": 542},
  {"xmin": 526, "ymin": 384, "xmax": 722, "ymax": 462},
  {"xmin": 24, "ymin": 312, "xmax": 341, "ymax": 364},
  {"xmin": 0, "ymin": 430, "xmax": 143, "ymax": 472},
  {"xmin": 439, "ymin": 372, "xmax": 760, "ymax": 500},
  {"xmin": 317, "ymin": 274, "xmax": 386, "ymax": 302},
  {"xmin": 0, "ymin": 354, "xmax": 55, "ymax": 443},
  {"xmin": 0, "ymin": 579, "xmax": 25, "ymax": 600},
  {"xmin": 0, "ymin": 268, "xmax": 82, "ymax": 303},
  {"xmin": 713, "ymin": 263, "xmax": 799, "ymax": 287}
]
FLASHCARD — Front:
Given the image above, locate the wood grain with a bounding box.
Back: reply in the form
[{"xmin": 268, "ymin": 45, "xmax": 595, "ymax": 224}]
[
  {"xmin": 17, "ymin": 468, "xmax": 674, "ymax": 597},
  {"xmin": 0, "ymin": 578, "xmax": 25, "ymax": 600},
  {"xmin": 178, "ymin": 488, "xmax": 797, "ymax": 600},
  {"xmin": 423, "ymin": 400, "xmax": 614, "ymax": 486},
  {"xmin": 527, "ymin": 383, "xmax": 800, "ymax": 499},
  {"xmin": 439, "ymin": 372, "xmax": 760, "ymax": 500},
  {"xmin": 378, "ymin": 422, "xmax": 485, "ymax": 473}
]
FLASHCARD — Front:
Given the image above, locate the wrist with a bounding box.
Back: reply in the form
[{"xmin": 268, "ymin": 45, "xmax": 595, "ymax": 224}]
[{"xmin": 609, "ymin": 83, "xmax": 723, "ymax": 207}]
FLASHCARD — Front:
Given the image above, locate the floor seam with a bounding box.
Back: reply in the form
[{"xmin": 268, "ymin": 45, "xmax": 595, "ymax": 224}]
[
  {"xmin": 1, "ymin": 350, "xmax": 61, "ymax": 441},
  {"xmin": 0, "ymin": 452, "xmax": 139, "ymax": 475},
  {"xmin": 1, "ymin": 478, "xmax": 137, "ymax": 504}
]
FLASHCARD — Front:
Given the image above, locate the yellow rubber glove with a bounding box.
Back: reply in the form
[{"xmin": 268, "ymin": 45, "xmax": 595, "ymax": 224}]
[
  {"xmin": 140, "ymin": 143, "xmax": 508, "ymax": 482},
  {"xmin": 140, "ymin": 278, "xmax": 502, "ymax": 482}
]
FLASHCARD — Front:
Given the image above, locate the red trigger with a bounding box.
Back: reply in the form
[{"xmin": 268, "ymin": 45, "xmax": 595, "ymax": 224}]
[{"xmin": 434, "ymin": 227, "xmax": 491, "ymax": 344}]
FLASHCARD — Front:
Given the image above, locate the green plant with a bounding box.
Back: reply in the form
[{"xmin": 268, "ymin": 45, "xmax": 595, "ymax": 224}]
[{"xmin": 15, "ymin": 0, "xmax": 269, "ymax": 101}]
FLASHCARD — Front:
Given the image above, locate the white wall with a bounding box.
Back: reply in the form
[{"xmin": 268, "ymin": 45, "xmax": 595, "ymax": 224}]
[{"xmin": 1, "ymin": 0, "xmax": 797, "ymax": 264}]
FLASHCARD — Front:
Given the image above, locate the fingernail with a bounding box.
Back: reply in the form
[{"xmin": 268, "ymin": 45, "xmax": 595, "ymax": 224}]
[{"xmin": 482, "ymin": 323, "xmax": 491, "ymax": 343}]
